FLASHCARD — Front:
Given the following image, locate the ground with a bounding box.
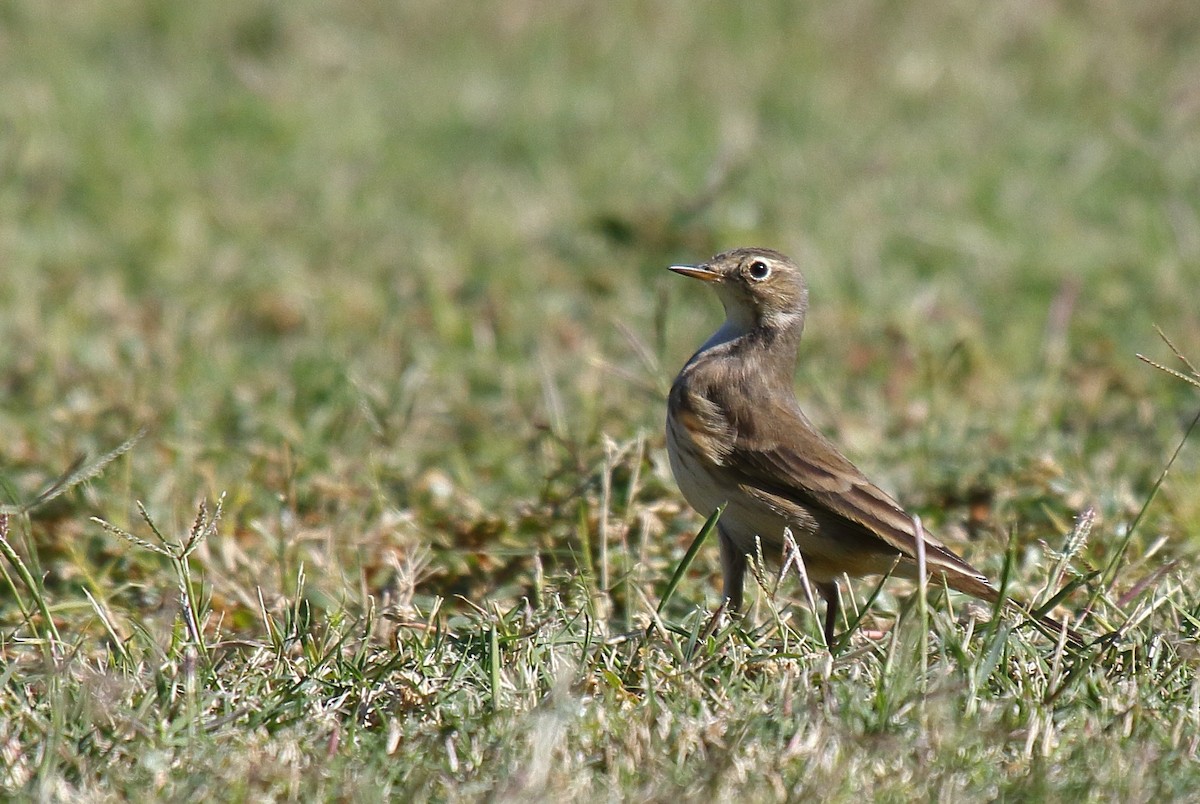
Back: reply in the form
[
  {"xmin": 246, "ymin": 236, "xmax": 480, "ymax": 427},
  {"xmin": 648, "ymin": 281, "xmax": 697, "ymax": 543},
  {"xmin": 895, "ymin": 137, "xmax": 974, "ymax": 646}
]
[{"xmin": 2, "ymin": 1, "xmax": 1200, "ymax": 800}]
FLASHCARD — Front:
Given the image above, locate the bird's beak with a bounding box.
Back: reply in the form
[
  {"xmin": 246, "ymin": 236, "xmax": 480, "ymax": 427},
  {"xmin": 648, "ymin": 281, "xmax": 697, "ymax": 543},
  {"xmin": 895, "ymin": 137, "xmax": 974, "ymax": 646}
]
[{"xmin": 668, "ymin": 264, "xmax": 722, "ymax": 282}]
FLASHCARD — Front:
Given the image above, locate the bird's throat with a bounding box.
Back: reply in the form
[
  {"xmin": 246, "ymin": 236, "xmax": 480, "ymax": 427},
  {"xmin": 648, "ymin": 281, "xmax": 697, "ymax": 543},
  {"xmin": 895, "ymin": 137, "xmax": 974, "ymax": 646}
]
[{"xmin": 696, "ymin": 315, "xmax": 752, "ymax": 355}]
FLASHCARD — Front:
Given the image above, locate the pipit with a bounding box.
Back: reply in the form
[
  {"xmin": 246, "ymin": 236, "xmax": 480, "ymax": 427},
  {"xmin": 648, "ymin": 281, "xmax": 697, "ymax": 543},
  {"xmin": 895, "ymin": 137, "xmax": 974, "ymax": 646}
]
[{"xmin": 666, "ymin": 247, "xmax": 1078, "ymax": 647}]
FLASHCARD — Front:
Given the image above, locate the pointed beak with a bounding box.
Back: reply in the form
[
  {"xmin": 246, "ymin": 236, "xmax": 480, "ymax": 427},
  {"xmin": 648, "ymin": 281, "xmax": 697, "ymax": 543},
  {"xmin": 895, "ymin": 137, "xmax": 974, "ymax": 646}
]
[{"xmin": 668, "ymin": 264, "xmax": 722, "ymax": 282}]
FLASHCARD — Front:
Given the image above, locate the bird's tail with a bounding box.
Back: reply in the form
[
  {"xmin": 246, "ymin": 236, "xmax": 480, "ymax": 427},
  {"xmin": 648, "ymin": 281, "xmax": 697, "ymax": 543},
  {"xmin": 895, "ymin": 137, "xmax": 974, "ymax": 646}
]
[{"xmin": 941, "ymin": 568, "xmax": 1086, "ymax": 649}]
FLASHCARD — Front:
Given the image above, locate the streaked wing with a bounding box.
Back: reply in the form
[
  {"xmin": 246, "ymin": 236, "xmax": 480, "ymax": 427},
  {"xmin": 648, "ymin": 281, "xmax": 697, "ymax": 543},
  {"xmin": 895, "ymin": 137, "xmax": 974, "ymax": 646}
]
[{"xmin": 724, "ymin": 400, "xmax": 987, "ymax": 583}]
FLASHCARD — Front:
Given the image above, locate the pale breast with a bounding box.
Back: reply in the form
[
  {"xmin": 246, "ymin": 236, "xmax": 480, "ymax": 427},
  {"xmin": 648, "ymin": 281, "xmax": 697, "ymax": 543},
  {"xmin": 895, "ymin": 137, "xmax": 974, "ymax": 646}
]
[
  {"xmin": 667, "ymin": 379, "xmax": 795, "ymax": 550},
  {"xmin": 667, "ymin": 372, "xmax": 881, "ymax": 584},
  {"xmin": 665, "ymin": 406, "xmax": 730, "ymax": 521}
]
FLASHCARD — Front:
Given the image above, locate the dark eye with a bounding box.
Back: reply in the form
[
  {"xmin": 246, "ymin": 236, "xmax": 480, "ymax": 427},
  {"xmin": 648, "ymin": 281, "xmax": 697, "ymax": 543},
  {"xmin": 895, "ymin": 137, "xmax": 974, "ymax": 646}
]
[{"xmin": 747, "ymin": 260, "xmax": 771, "ymax": 281}]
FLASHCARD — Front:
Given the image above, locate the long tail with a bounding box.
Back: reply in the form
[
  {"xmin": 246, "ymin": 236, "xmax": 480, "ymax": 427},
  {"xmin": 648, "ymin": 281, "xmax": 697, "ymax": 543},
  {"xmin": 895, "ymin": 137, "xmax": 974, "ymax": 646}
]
[{"xmin": 941, "ymin": 568, "xmax": 1086, "ymax": 649}]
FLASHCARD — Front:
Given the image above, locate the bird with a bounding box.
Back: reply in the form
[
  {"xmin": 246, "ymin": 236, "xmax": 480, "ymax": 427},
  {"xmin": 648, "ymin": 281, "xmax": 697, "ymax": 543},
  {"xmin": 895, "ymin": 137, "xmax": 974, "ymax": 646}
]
[{"xmin": 665, "ymin": 246, "xmax": 1080, "ymax": 648}]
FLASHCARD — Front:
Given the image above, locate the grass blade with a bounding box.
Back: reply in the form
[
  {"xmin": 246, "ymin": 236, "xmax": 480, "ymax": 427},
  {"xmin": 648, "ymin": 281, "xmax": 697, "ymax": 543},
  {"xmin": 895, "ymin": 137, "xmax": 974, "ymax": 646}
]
[{"xmin": 657, "ymin": 504, "xmax": 724, "ymax": 615}]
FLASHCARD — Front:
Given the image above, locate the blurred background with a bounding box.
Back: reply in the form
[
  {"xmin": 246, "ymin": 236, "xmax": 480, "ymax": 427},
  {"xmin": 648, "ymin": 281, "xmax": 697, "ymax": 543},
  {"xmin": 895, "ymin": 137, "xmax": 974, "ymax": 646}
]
[{"xmin": 2, "ymin": 0, "xmax": 1199, "ymax": 617}]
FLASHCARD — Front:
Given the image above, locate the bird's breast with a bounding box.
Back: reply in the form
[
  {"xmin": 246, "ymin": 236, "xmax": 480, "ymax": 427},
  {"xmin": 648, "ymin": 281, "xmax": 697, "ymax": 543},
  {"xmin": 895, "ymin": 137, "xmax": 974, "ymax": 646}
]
[
  {"xmin": 667, "ymin": 413, "xmax": 726, "ymax": 518},
  {"xmin": 665, "ymin": 379, "xmax": 734, "ymax": 517}
]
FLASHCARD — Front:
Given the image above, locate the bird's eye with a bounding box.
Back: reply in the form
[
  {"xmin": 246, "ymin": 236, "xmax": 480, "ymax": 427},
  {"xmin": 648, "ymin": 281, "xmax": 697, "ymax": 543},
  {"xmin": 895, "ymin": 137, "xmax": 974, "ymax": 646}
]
[{"xmin": 747, "ymin": 260, "xmax": 771, "ymax": 281}]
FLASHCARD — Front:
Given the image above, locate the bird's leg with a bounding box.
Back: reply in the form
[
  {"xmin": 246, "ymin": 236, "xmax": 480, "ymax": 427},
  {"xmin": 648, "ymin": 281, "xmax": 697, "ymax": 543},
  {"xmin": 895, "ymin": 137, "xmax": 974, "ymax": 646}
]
[
  {"xmin": 817, "ymin": 581, "xmax": 840, "ymax": 647},
  {"xmin": 717, "ymin": 525, "xmax": 746, "ymax": 612}
]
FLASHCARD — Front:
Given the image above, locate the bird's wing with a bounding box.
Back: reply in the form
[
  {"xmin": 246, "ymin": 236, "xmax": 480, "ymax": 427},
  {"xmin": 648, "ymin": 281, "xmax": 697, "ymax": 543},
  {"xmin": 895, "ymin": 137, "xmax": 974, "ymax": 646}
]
[{"xmin": 724, "ymin": 402, "xmax": 990, "ymax": 587}]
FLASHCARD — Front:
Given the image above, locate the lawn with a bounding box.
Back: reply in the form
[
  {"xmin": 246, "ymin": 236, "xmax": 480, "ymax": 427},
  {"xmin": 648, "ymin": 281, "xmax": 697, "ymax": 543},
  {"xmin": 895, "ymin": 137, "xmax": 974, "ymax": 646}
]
[{"xmin": 2, "ymin": 1, "xmax": 1200, "ymax": 799}]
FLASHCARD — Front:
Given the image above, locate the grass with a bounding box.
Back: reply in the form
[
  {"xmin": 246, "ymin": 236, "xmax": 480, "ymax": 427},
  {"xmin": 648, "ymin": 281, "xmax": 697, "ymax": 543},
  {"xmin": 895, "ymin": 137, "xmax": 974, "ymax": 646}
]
[{"xmin": 2, "ymin": 0, "xmax": 1200, "ymax": 799}]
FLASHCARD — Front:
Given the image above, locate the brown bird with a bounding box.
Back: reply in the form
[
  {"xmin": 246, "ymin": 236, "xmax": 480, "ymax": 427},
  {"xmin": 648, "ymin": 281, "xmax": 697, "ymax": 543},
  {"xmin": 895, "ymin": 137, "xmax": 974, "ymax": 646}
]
[{"xmin": 666, "ymin": 247, "xmax": 1079, "ymax": 647}]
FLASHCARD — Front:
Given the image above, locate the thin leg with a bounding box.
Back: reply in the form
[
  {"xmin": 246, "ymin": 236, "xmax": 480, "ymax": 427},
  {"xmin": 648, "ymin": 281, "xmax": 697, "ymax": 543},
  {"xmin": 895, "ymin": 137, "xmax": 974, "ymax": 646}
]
[
  {"xmin": 717, "ymin": 525, "xmax": 746, "ymax": 612},
  {"xmin": 817, "ymin": 581, "xmax": 840, "ymax": 648}
]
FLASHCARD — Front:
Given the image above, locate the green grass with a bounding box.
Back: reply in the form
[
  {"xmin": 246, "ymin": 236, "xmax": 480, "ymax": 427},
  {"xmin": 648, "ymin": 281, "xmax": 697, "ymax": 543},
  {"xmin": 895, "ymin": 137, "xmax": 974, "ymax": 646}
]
[{"xmin": 3, "ymin": 0, "xmax": 1200, "ymax": 799}]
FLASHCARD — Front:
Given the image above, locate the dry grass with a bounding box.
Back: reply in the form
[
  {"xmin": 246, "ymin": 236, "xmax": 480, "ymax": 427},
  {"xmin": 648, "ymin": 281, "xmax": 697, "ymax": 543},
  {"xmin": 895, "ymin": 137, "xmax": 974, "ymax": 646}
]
[{"xmin": 2, "ymin": 0, "xmax": 1200, "ymax": 799}]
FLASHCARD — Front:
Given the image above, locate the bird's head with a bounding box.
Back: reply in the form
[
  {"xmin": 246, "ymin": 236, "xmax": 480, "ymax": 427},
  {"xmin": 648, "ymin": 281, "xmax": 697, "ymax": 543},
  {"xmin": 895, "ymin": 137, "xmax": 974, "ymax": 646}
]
[{"xmin": 669, "ymin": 247, "xmax": 809, "ymax": 336}]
